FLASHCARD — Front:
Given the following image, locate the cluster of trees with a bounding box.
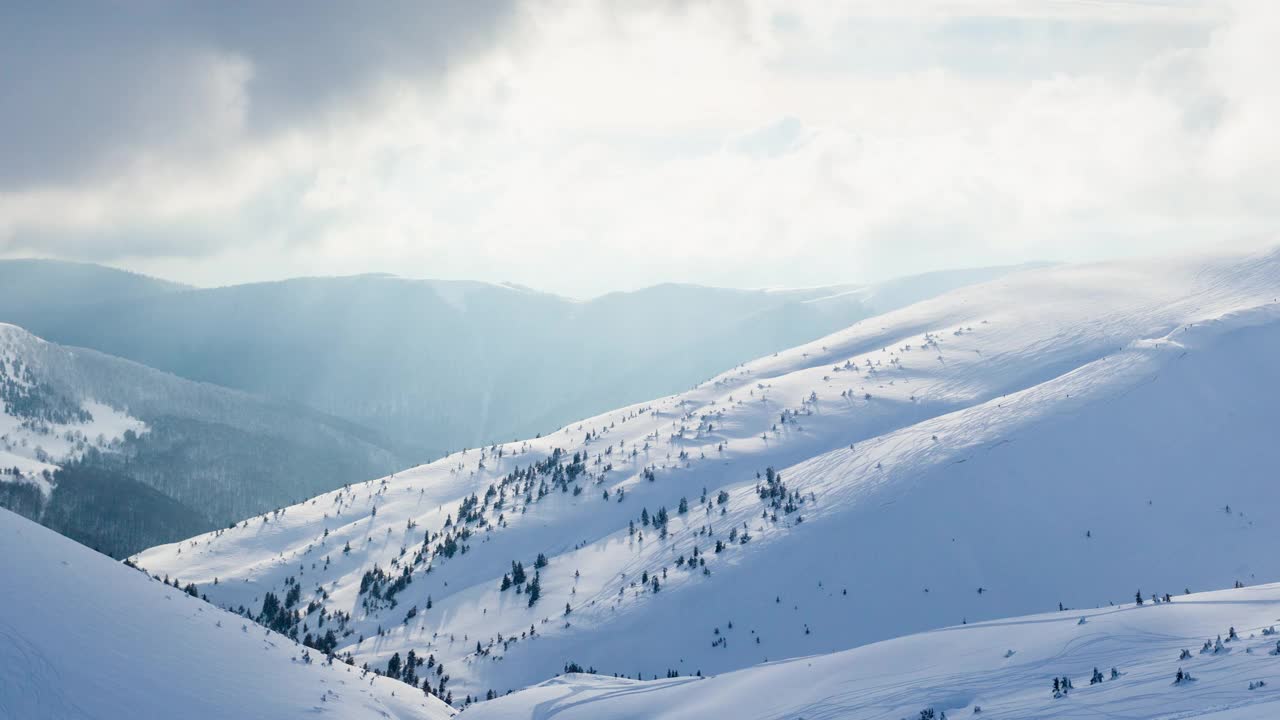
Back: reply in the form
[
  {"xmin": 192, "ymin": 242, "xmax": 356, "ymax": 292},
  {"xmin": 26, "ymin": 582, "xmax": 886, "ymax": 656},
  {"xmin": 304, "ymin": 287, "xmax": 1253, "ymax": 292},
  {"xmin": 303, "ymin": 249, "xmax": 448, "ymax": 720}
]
[
  {"xmin": 499, "ymin": 556, "xmax": 546, "ymax": 606},
  {"xmin": 756, "ymin": 466, "xmax": 806, "ymax": 517},
  {"xmin": 1135, "ymin": 590, "xmax": 1173, "ymax": 605},
  {"xmin": 379, "ymin": 649, "xmax": 453, "ymax": 703},
  {"xmin": 638, "ymin": 506, "xmax": 671, "ymax": 537},
  {"xmin": 1053, "ymin": 666, "xmax": 1121, "ymax": 698},
  {"xmin": 357, "ymin": 564, "xmax": 413, "ymax": 612},
  {"xmin": 258, "ymin": 579, "xmax": 303, "ymax": 636}
]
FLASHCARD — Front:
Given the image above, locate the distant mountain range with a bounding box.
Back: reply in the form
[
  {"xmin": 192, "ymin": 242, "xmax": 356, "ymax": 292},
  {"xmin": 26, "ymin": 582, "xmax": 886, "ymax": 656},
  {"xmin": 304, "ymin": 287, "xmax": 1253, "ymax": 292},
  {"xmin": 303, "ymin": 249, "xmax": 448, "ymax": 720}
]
[{"xmin": 0, "ymin": 259, "xmax": 1037, "ymax": 463}]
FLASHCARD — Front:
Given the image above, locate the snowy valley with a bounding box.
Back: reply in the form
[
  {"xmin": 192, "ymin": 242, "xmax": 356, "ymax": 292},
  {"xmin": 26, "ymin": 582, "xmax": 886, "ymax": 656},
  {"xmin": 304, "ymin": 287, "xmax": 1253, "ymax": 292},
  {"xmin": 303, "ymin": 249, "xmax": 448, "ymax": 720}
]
[{"xmin": 133, "ymin": 246, "xmax": 1280, "ymax": 711}]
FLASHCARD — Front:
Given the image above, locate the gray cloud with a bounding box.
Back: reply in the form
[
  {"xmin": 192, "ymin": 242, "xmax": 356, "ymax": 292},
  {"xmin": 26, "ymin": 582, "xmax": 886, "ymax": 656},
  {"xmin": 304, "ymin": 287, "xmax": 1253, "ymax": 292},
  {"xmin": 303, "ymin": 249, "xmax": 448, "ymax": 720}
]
[{"xmin": 0, "ymin": 0, "xmax": 517, "ymax": 189}]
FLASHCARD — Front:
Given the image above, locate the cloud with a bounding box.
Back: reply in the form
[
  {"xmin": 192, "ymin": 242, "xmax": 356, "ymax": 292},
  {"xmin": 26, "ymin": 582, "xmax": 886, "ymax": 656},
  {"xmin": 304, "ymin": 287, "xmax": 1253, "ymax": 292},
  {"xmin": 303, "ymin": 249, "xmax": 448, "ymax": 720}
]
[
  {"xmin": 1, "ymin": 0, "xmax": 1277, "ymax": 295},
  {"xmin": 0, "ymin": 0, "xmax": 517, "ymax": 188}
]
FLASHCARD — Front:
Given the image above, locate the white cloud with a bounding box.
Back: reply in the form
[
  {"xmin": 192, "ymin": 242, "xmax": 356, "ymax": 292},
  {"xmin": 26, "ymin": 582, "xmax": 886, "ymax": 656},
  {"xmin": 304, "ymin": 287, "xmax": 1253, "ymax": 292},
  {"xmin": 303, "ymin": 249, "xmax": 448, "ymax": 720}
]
[{"xmin": 1, "ymin": 0, "xmax": 1277, "ymax": 295}]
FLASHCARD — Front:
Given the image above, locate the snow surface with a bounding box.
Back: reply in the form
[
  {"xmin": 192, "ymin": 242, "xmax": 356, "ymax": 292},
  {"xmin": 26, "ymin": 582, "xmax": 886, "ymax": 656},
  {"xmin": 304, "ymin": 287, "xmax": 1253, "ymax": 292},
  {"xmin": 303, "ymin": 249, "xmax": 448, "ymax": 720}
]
[
  {"xmin": 467, "ymin": 582, "xmax": 1280, "ymax": 719},
  {"xmin": 0, "ymin": 507, "xmax": 453, "ymax": 720},
  {"xmin": 136, "ymin": 245, "xmax": 1280, "ymax": 704}
]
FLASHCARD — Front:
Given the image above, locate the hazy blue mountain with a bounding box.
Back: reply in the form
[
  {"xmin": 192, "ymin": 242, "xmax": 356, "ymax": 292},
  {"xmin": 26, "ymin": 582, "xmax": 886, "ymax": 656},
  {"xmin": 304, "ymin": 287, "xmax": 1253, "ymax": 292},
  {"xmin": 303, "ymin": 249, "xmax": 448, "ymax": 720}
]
[
  {"xmin": 0, "ymin": 261, "xmax": 1034, "ymax": 463},
  {"xmin": 0, "ymin": 258, "xmax": 187, "ymax": 319}
]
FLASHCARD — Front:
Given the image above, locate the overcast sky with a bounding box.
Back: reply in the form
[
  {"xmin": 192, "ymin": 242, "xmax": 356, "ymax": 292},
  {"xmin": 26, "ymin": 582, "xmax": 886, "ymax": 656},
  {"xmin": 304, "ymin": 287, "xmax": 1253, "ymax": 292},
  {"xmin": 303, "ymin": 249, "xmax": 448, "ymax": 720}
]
[{"xmin": 1, "ymin": 0, "xmax": 1276, "ymax": 296}]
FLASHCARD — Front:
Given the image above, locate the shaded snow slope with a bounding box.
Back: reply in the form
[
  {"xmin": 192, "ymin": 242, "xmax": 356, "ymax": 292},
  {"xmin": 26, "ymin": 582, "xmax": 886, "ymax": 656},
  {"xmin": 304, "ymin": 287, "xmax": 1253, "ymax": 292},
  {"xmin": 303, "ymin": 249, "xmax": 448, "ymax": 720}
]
[
  {"xmin": 137, "ymin": 246, "xmax": 1280, "ymax": 703},
  {"xmin": 467, "ymin": 582, "xmax": 1280, "ymax": 720},
  {"xmin": 0, "ymin": 508, "xmax": 453, "ymax": 720}
]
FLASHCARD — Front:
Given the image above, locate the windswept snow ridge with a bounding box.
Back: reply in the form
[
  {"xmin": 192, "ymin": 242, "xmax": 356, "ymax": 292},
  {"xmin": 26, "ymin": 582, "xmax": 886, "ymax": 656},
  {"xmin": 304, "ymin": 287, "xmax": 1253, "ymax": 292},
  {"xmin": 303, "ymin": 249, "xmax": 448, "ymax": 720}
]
[
  {"xmin": 137, "ymin": 246, "xmax": 1280, "ymax": 706},
  {"xmin": 0, "ymin": 508, "xmax": 454, "ymax": 720}
]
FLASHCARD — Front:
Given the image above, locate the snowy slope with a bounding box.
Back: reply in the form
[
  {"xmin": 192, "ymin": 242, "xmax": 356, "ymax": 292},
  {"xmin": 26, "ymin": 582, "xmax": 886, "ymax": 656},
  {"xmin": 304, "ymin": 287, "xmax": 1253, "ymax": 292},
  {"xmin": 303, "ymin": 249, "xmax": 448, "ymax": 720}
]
[
  {"xmin": 467, "ymin": 582, "xmax": 1280, "ymax": 720},
  {"xmin": 0, "ymin": 507, "xmax": 454, "ymax": 720},
  {"xmin": 136, "ymin": 245, "xmax": 1280, "ymax": 705}
]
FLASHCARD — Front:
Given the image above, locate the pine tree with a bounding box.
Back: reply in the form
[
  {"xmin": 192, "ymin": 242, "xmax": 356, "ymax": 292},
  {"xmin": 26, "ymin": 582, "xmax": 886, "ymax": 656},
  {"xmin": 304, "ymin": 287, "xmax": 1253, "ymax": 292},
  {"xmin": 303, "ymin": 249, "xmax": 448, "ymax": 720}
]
[
  {"xmin": 404, "ymin": 650, "xmax": 419, "ymax": 685},
  {"xmin": 527, "ymin": 572, "xmax": 541, "ymax": 607}
]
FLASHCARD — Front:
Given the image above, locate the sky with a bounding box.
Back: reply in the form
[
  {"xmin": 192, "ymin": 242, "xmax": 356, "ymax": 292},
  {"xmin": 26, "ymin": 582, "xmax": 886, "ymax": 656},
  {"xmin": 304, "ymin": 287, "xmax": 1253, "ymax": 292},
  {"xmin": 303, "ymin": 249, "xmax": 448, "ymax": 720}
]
[{"xmin": 1, "ymin": 0, "xmax": 1277, "ymax": 297}]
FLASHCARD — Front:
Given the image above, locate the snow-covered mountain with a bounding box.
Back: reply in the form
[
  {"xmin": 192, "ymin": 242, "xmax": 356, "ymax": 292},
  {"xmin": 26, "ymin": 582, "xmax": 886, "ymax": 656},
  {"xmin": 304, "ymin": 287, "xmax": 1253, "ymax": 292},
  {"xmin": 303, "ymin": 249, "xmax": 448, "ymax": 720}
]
[
  {"xmin": 0, "ymin": 507, "xmax": 452, "ymax": 720},
  {"xmin": 136, "ymin": 245, "xmax": 1280, "ymax": 708},
  {"xmin": 467, "ymin": 582, "xmax": 1280, "ymax": 719},
  {"xmin": 0, "ymin": 322, "xmax": 403, "ymax": 558},
  {"xmin": 0, "ymin": 324, "xmax": 147, "ymax": 491}
]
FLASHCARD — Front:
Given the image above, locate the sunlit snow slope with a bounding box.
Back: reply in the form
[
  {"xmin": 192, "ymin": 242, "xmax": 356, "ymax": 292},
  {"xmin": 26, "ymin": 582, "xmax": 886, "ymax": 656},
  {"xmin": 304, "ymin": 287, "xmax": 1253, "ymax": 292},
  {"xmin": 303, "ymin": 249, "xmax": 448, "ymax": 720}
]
[
  {"xmin": 468, "ymin": 582, "xmax": 1280, "ymax": 719},
  {"xmin": 0, "ymin": 508, "xmax": 453, "ymax": 720},
  {"xmin": 137, "ymin": 246, "xmax": 1280, "ymax": 703}
]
